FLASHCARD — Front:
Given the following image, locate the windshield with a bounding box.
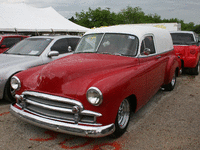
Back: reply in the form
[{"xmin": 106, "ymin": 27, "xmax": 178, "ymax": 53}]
[
  {"xmin": 75, "ymin": 33, "xmax": 138, "ymax": 56},
  {"xmin": 4, "ymin": 38, "xmax": 53, "ymax": 56},
  {"xmin": 170, "ymin": 33, "xmax": 196, "ymax": 45}
]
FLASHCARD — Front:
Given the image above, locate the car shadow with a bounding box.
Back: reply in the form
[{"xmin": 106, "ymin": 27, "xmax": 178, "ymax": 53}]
[{"xmin": 0, "ymin": 99, "xmax": 11, "ymax": 105}]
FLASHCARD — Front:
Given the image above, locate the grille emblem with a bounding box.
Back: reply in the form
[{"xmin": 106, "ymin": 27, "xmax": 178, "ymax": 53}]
[
  {"xmin": 72, "ymin": 106, "xmax": 80, "ymax": 113},
  {"xmin": 72, "ymin": 106, "xmax": 80, "ymax": 124}
]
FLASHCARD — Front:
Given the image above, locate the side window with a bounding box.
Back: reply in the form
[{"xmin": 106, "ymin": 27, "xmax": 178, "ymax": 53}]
[
  {"xmin": 2, "ymin": 38, "xmax": 21, "ymax": 48},
  {"xmin": 51, "ymin": 38, "xmax": 69, "ymax": 54},
  {"xmin": 68, "ymin": 38, "xmax": 80, "ymax": 51},
  {"xmin": 140, "ymin": 36, "xmax": 156, "ymax": 55}
]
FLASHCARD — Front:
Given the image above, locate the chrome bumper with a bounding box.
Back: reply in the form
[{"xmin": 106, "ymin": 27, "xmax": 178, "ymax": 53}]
[{"xmin": 10, "ymin": 104, "xmax": 115, "ymax": 138}]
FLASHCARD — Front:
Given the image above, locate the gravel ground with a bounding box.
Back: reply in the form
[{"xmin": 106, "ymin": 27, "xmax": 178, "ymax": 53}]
[{"xmin": 0, "ymin": 73, "xmax": 199, "ymax": 150}]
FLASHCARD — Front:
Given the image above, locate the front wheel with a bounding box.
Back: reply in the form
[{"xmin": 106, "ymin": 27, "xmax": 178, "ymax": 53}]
[
  {"xmin": 163, "ymin": 71, "xmax": 176, "ymax": 91},
  {"xmin": 111, "ymin": 98, "xmax": 130, "ymax": 138},
  {"xmin": 4, "ymin": 79, "xmax": 16, "ymax": 102}
]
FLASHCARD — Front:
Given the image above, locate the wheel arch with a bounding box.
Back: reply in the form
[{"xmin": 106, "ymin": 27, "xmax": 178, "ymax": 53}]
[
  {"xmin": 3, "ymin": 70, "xmax": 23, "ymax": 98},
  {"xmin": 176, "ymin": 67, "xmax": 180, "ymax": 77},
  {"xmin": 126, "ymin": 94, "xmax": 137, "ymax": 113}
]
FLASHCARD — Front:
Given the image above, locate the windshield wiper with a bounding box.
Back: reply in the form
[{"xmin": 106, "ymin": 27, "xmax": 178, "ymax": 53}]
[
  {"xmin": 9, "ymin": 53, "xmax": 24, "ymax": 55},
  {"xmin": 74, "ymin": 51, "xmax": 96, "ymax": 54},
  {"xmin": 114, "ymin": 53, "xmax": 124, "ymax": 56},
  {"xmin": 99, "ymin": 52, "xmax": 111, "ymax": 54}
]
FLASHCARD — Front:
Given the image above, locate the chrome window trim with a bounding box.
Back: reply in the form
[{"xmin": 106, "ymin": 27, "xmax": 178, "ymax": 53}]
[{"xmin": 137, "ymin": 49, "xmax": 174, "ymax": 58}]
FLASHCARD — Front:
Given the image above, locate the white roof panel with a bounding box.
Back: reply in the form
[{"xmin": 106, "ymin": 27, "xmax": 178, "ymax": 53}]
[{"xmin": 85, "ymin": 25, "xmax": 174, "ymax": 53}]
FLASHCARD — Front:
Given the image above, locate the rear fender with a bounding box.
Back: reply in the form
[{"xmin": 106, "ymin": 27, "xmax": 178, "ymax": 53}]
[{"xmin": 164, "ymin": 56, "xmax": 179, "ymax": 85}]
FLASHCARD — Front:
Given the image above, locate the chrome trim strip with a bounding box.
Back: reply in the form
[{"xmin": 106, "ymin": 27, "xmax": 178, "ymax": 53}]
[
  {"xmin": 81, "ymin": 110, "xmax": 102, "ymax": 117},
  {"xmin": 26, "ymin": 99, "xmax": 73, "ymax": 113},
  {"xmin": 137, "ymin": 49, "xmax": 174, "ymax": 58},
  {"xmin": 10, "ymin": 104, "xmax": 115, "ymax": 138},
  {"xmin": 23, "ymin": 91, "xmax": 84, "ymax": 111},
  {"xmin": 15, "ymin": 103, "xmax": 101, "ymax": 125},
  {"xmin": 26, "ymin": 99, "xmax": 102, "ymax": 117}
]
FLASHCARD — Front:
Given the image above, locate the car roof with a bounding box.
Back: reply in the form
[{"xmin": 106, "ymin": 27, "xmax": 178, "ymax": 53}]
[
  {"xmin": 170, "ymin": 31, "xmax": 194, "ymax": 34},
  {"xmin": 85, "ymin": 25, "xmax": 168, "ymax": 38},
  {"xmin": 27, "ymin": 35, "xmax": 81, "ymax": 40},
  {"xmin": 0, "ymin": 34, "xmax": 28, "ymax": 37},
  {"xmin": 85, "ymin": 25, "xmax": 173, "ymax": 54}
]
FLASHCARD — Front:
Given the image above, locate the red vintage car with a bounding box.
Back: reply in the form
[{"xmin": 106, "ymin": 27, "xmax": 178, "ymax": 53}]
[
  {"xmin": 170, "ymin": 31, "xmax": 200, "ymax": 75},
  {"xmin": 0, "ymin": 34, "xmax": 29, "ymax": 53},
  {"xmin": 10, "ymin": 25, "xmax": 180, "ymax": 138}
]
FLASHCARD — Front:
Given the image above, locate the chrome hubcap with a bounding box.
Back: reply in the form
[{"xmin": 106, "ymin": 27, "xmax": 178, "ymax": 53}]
[
  {"xmin": 10, "ymin": 87, "xmax": 15, "ymax": 98},
  {"xmin": 171, "ymin": 73, "xmax": 176, "ymax": 86},
  {"xmin": 118, "ymin": 99, "xmax": 130, "ymax": 129}
]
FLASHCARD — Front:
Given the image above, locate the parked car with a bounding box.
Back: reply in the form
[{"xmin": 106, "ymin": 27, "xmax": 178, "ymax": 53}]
[
  {"xmin": 0, "ymin": 35, "xmax": 80, "ymax": 102},
  {"xmin": 0, "ymin": 34, "xmax": 29, "ymax": 53},
  {"xmin": 170, "ymin": 31, "xmax": 200, "ymax": 75},
  {"xmin": 10, "ymin": 25, "xmax": 180, "ymax": 138}
]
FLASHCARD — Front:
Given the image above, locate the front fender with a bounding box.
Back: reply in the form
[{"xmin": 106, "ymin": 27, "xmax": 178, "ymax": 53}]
[{"xmin": 80, "ymin": 66, "xmax": 146, "ymax": 126}]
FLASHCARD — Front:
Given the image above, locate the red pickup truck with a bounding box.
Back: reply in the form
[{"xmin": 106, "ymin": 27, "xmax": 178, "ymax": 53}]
[
  {"xmin": 170, "ymin": 31, "xmax": 200, "ymax": 75},
  {"xmin": 0, "ymin": 35, "xmax": 29, "ymax": 53}
]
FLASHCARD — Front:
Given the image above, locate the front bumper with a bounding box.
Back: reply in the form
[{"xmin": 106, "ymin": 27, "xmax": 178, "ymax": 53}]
[{"xmin": 10, "ymin": 104, "xmax": 115, "ymax": 138}]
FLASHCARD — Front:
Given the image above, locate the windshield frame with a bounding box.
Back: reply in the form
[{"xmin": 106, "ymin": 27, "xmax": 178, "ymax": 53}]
[{"xmin": 75, "ymin": 33, "xmax": 139, "ymax": 57}]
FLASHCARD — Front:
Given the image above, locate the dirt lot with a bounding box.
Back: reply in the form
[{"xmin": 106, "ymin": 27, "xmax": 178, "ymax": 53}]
[{"xmin": 0, "ymin": 73, "xmax": 199, "ymax": 150}]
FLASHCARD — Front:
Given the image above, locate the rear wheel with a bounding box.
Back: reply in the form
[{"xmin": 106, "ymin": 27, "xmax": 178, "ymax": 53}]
[
  {"xmin": 163, "ymin": 71, "xmax": 176, "ymax": 91},
  {"xmin": 189, "ymin": 61, "xmax": 199, "ymax": 75},
  {"xmin": 111, "ymin": 98, "xmax": 130, "ymax": 138},
  {"xmin": 4, "ymin": 78, "xmax": 16, "ymax": 102}
]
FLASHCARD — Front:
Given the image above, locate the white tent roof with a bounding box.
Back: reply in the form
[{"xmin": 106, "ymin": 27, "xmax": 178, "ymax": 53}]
[{"xmin": 0, "ymin": 3, "xmax": 89, "ymax": 33}]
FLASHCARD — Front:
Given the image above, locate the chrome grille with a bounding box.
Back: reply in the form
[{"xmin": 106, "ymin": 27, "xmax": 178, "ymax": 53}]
[{"xmin": 17, "ymin": 91, "xmax": 102, "ymax": 125}]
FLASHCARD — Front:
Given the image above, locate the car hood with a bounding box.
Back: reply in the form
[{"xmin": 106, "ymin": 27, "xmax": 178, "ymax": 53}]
[
  {"xmin": 0, "ymin": 54, "xmax": 40, "ymax": 69},
  {"xmin": 33, "ymin": 53, "xmax": 138, "ymax": 98}
]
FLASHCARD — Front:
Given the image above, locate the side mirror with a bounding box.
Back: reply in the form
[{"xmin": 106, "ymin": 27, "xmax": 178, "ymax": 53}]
[
  {"xmin": 142, "ymin": 48, "xmax": 151, "ymax": 55},
  {"xmin": 68, "ymin": 46, "xmax": 72, "ymax": 52},
  {"xmin": 48, "ymin": 51, "xmax": 59, "ymax": 57}
]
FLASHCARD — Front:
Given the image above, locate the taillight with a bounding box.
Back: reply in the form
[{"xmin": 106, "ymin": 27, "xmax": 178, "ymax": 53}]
[{"xmin": 190, "ymin": 49, "xmax": 196, "ymax": 55}]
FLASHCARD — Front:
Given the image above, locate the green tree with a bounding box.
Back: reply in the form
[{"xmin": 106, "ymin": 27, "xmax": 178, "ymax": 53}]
[
  {"xmin": 75, "ymin": 7, "xmax": 121, "ymax": 28},
  {"xmin": 119, "ymin": 6, "xmax": 145, "ymax": 24},
  {"xmin": 193, "ymin": 25, "xmax": 200, "ymax": 34},
  {"xmin": 71, "ymin": 6, "xmax": 199, "ymax": 32}
]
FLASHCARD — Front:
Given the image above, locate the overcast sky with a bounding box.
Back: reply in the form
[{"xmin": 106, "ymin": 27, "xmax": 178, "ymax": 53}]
[{"xmin": 1, "ymin": 0, "xmax": 200, "ymax": 25}]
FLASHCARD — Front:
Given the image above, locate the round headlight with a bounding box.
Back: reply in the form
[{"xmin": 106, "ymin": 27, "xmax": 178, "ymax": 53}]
[
  {"xmin": 10, "ymin": 76, "xmax": 21, "ymax": 91},
  {"xmin": 86, "ymin": 87, "xmax": 103, "ymax": 106}
]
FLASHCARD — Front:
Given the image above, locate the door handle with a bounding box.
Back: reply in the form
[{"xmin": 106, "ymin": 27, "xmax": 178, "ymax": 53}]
[{"xmin": 156, "ymin": 56, "xmax": 161, "ymax": 59}]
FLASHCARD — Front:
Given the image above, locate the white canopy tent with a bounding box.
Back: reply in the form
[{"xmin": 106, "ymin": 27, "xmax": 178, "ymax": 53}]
[{"xmin": 0, "ymin": 3, "xmax": 89, "ymax": 34}]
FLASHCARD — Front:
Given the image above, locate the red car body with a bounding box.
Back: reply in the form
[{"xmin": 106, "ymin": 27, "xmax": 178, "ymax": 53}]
[
  {"xmin": 10, "ymin": 25, "xmax": 180, "ymax": 138},
  {"xmin": 0, "ymin": 34, "xmax": 29, "ymax": 53},
  {"xmin": 170, "ymin": 31, "xmax": 200, "ymax": 75}
]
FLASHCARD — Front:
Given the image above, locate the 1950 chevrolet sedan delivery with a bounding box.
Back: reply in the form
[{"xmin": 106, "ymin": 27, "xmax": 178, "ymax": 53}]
[{"xmin": 10, "ymin": 25, "xmax": 180, "ymax": 138}]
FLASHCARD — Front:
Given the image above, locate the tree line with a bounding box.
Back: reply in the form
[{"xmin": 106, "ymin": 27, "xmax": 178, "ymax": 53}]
[{"xmin": 69, "ymin": 6, "xmax": 200, "ymax": 34}]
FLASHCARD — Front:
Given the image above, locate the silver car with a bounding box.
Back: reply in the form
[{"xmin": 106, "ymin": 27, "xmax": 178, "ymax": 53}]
[{"xmin": 0, "ymin": 35, "xmax": 80, "ymax": 102}]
